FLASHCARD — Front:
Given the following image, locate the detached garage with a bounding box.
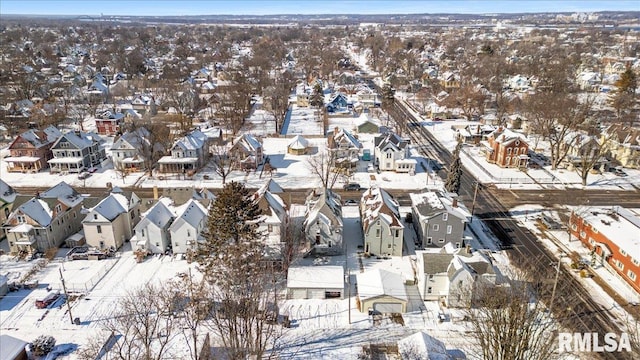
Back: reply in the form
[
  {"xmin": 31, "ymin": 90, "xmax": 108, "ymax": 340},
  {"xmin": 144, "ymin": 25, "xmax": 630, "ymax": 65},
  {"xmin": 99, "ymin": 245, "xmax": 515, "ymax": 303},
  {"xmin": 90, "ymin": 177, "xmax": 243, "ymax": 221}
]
[
  {"xmin": 356, "ymin": 269, "xmax": 408, "ymax": 314},
  {"xmin": 287, "ymin": 266, "xmax": 345, "ymax": 299}
]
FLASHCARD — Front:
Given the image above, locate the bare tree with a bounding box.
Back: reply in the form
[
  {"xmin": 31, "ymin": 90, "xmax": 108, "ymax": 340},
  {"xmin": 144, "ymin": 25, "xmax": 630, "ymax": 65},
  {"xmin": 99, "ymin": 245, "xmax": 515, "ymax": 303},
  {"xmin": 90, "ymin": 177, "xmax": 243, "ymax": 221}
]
[
  {"xmin": 571, "ymin": 133, "xmax": 613, "ymax": 186},
  {"xmin": 78, "ymin": 284, "xmax": 180, "ymax": 360},
  {"xmin": 306, "ymin": 150, "xmax": 342, "ymax": 190},
  {"xmin": 465, "ymin": 274, "xmax": 565, "ymax": 360},
  {"xmin": 210, "ymin": 142, "xmax": 236, "ymax": 185},
  {"xmin": 264, "ymin": 71, "xmax": 294, "ymax": 135}
]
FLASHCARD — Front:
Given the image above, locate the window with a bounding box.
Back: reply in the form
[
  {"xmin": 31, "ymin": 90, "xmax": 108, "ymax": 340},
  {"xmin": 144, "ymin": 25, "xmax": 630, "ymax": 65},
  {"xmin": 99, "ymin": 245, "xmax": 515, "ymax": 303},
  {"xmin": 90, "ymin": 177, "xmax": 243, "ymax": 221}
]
[
  {"xmin": 579, "ymin": 231, "xmax": 586, "ymax": 239},
  {"xmin": 620, "ymin": 249, "xmax": 627, "ymax": 257},
  {"xmin": 17, "ymin": 215, "xmax": 26, "ymax": 223},
  {"xmin": 386, "ymin": 152, "xmax": 392, "ymax": 159},
  {"xmin": 628, "ymin": 271, "xmax": 637, "ymax": 281},
  {"xmin": 388, "ymin": 243, "xmax": 392, "ymax": 248},
  {"xmin": 427, "ymin": 287, "xmax": 433, "ymax": 294},
  {"xmin": 633, "ymin": 258, "xmax": 639, "ymax": 266},
  {"xmin": 456, "ymin": 242, "xmax": 461, "ymax": 248},
  {"xmin": 615, "ymin": 260, "xmax": 624, "ymax": 271},
  {"xmin": 507, "ymin": 148, "xmax": 512, "ymax": 154},
  {"xmin": 571, "ymin": 223, "xmax": 577, "ymax": 231},
  {"xmin": 442, "ymin": 213, "xmax": 448, "ymax": 221},
  {"xmin": 395, "ymin": 229, "xmax": 399, "ymax": 237},
  {"xmin": 93, "ymin": 214, "xmax": 98, "ymax": 220},
  {"xmin": 141, "ymin": 229, "xmax": 145, "ymax": 237},
  {"xmin": 588, "ymin": 238, "xmax": 595, "ymax": 246},
  {"xmin": 268, "ymin": 224, "xmax": 273, "ymax": 233},
  {"xmin": 376, "ymin": 229, "xmax": 380, "ymax": 237},
  {"xmin": 156, "ymin": 242, "xmax": 159, "ymax": 247},
  {"xmin": 447, "ymin": 225, "xmax": 452, "ymax": 234},
  {"xmin": 97, "ymin": 225, "xmax": 102, "ymax": 234},
  {"xmin": 433, "ymin": 224, "xmax": 439, "ymax": 231},
  {"xmin": 427, "ymin": 237, "xmax": 432, "ymax": 244},
  {"xmin": 99, "ymin": 241, "xmax": 105, "ymax": 248},
  {"xmin": 428, "ymin": 274, "xmax": 434, "ymax": 280},
  {"xmin": 187, "ymin": 230, "xmax": 191, "ymax": 237},
  {"xmin": 438, "ymin": 238, "xmax": 445, "ymax": 243},
  {"xmin": 55, "ymin": 204, "xmax": 62, "ymax": 213},
  {"xmin": 328, "ymin": 241, "xmax": 332, "ymax": 247}
]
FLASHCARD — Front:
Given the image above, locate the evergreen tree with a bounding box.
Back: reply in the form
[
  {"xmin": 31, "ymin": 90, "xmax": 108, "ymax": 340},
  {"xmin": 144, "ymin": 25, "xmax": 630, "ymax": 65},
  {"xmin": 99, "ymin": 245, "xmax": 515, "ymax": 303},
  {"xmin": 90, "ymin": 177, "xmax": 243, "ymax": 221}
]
[
  {"xmin": 445, "ymin": 140, "xmax": 463, "ymax": 194},
  {"xmin": 381, "ymin": 82, "xmax": 395, "ymax": 109},
  {"xmin": 615, "ymin": 68, "xmax": 637, "ymax": 95},
  {"xmin": 198, "ymin": 181, "xmax": 263, "ymax": 277},
  {"xmin": 309, "ymin": 82, "xmax": 324, "ymax": 108}
]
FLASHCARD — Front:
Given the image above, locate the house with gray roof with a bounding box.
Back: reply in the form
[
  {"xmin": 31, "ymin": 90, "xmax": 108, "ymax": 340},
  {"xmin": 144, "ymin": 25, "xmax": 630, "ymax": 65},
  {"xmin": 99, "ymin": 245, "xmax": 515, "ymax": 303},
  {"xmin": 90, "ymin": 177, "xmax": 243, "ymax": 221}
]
[
  {"xmin": 410, "ymin": 191, "xmax": 470, "ymax": 249},
  {"xmin": 303, "ymin": 188, "xmax": 343, "ymax": 255},
  {"xmin": 327, "ymin": 127, "xmax": 362, "ymax": 169},
  {"xmin": 373, "ymin": 132, "xmax": 416, "ymax": 173},
  {"xmin": 0, "ymin": 180, "xmax": 17, "ymax": 239},
  {"xmin": 416, "ymin": 244, "xmax": 499, "ymax": 307},
  {"xmin": 48, "ymin": 130, "xmax": 107, "ymax": 173},
  {"xmin": 157, "ymin": 129, "xmax": 209, "ymax": 174},
  {"xmin": 2, "ymin": 182, "xmax": 84, "ymax": 255},
  {"xmin": 111, "ymin": 129, "xmax": 153, "ymax": 173},
  {"xmin": 360, "ymin": 187, "xmax": 404, "ymax": 257},
  {"xmin": 82, "ymin": 190, "xmax": 141, "ymax": 251}
]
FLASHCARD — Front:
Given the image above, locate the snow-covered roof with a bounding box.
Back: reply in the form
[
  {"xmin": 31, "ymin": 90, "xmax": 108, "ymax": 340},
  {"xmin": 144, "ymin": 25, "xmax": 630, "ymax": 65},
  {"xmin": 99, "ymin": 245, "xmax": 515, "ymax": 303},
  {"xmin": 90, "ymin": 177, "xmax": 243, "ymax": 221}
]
[
  {"xmin": 579, "ymin": 206, "xmax": 640, "ymax": 259},
  {"xmin": 40, "ymin": 182, "xmax": 84, "ymax": 208},
  {"xmin": 137, "ymin": 198, "xmax": 175, "ymax": 229},
  {"xmin": 287, "ymin": 266, "xmax": 344, "ymax": 289},
  {"xmin": 173, "ymin": 129, "xmax": 207, "ymax": 151},
  {"xmin": 410, "ymin": 191, "xmax": 469, "ymax": 221},
  {"xmin": 0, "ymin": 179, "xmax": 17, "ymax": 204},
  {"xmin": 84, "ymin": 193, "xmax": 131, "ymax": 222},
  {"xmin": 9, "ymin": 126, "xmax": 62, "ymax": 150},
  {"xmin": 287, "ymin": 135, "xmax": 309, "ymax": 150},
  {"xmin": 13, "ymin": 198, "xmax": 53, "ymax": 226},
  {"xmin": 397, "ymin": 331, "xmax": 450, "ymax": 360},
  {"xmin": 356, "ymin": 268, "xmax": 407, "ymax": 302},
  {"xmin": 170, "ymin": 199, "xmax": 208, "ymax": 231}
]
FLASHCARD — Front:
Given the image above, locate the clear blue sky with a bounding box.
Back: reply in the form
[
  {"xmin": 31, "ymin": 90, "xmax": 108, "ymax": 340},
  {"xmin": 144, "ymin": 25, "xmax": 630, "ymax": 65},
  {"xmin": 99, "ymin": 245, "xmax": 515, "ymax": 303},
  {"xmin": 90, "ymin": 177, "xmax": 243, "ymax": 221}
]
[{"xmin": 1, "ymin": 0, "xmax": 637, "ymax": 16}]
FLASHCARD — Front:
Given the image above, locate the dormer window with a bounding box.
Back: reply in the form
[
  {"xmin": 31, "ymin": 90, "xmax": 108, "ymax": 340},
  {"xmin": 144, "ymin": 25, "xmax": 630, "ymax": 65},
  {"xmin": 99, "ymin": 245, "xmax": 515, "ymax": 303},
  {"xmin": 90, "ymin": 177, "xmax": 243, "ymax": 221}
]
[{"xmin": 17, "ymin": 215, "xmax": 26, "ymax": 224}]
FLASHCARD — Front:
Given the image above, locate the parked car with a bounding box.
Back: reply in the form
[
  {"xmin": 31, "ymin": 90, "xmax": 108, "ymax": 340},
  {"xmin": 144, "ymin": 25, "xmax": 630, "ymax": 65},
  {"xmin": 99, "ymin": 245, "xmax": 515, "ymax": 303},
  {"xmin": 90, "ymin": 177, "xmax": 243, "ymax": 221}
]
[
  {"xmin": 78, "ymin": 171, "xmax": 91, "ymax": 180},
  {"xmin": 87, "ymin": 166, "xmax": 98, "ymax": 173},
  {"xmin": 35, "ymin": 291, "xmax": 61, "ymax": 309},
  {"xmin": 611, "ymin": 167, "xmax": 628, "ymax": 177},
  {"xmin": 343, "ymin": 183, "xmax": 362, "ymax": 191},
  {"xmin": 344, "ymin": 199, "xmax": 359, "ymax": 206}
]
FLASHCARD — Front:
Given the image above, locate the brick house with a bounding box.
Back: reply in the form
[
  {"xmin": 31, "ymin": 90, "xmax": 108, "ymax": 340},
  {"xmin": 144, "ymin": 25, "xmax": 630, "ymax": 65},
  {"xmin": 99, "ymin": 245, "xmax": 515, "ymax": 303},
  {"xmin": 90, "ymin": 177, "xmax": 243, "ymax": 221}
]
[
  {"xmin": 483, "ymin": 127, "xmax": 529, "ymax": 169},
  {"xmin": 95, "ymin": 110, "xmax": 125, "ymax": 136},
  {"xmin": 570, "ymin": 206, "xmax": 640, "ymax": 294},
  {"xmin": 4, "ymin": 126, "xmax": 62, "ymax": 173}
]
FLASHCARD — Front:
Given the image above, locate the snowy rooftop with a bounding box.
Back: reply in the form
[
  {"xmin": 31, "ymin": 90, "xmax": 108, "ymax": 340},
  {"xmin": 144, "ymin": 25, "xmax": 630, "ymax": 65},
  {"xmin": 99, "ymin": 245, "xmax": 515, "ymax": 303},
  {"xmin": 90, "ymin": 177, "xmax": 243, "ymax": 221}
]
[
  {"xmin": 287, "ymin": 265, "xmax": 344, "ymax": 289},
  {"xmin": 579, "ymin": 206, "xmax": 640, "ymax": 256}
]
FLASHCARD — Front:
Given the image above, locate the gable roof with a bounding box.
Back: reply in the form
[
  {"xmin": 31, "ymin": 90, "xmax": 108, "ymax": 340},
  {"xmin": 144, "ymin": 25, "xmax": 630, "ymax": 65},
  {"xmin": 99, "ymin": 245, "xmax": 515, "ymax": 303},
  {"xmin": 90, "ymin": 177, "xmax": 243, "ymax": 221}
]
[
  {"xmin": 136, "ymin": 198, "xmax": 175, "ymax": 229},
  {"xmin": 84, "ymin": 193, "xmax": 135, "ymax": 222},
  {"xmin": 8, "ymin": 125, "xmax": 62, "ymax": 150},
  {"xmin": 52, "ymin": 130, "xmax": 103, "ymax": 150},
  {"xmin": 374, "ymin": 132, "xmax": 409, "ymax": 152},
  {"xmin": 169, "ymin": 199, "xmax": 208, "ymax": 231},
  {"xmin": 40, "ymin": 181, "xmax": 84, "ymax": 208},
  {"xmin": 361, "ymin": 187, "xmax": 403, "ymax": 233},
  {"xmin": 0, "ymin": 179, "xmax": 17, "ymax": 205},
  {"xmin": 356, "ymin": 269, "xmax": 407, "ymax": 302},
  {"xmin": 410, "ymin": 191, "xmax": 469, "ymax": 221}
]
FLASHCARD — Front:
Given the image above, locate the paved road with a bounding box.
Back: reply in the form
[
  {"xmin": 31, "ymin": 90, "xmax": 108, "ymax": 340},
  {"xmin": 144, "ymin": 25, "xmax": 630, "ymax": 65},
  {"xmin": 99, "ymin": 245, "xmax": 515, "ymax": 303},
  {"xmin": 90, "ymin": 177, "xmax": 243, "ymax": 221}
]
[{"xmin": 390, "ymin": 98, "xmax": 632, "ymax": 359}]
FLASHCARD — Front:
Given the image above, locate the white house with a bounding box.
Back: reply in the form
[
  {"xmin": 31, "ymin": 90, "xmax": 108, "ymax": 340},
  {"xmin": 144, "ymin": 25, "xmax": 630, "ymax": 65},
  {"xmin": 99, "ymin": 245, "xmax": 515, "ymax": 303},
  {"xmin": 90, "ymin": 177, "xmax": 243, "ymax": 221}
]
[
  {"xmin": 303, "ymin": 188, "xmax": 343, "ymax": 255},
  {"xmin": 168, "ymin": 199, "xmax": 208, "ymax": 255},
  {"xmin": 360, "ymin": 187, "xmax": 404, "ymax": 257},
  {"xmin": 356, "ymin": 269, "xmax": 408, "ymax": 314},
  {"xmin": 416, "ymin": 244, "xmax": 499, "ymax": 307},
  {"xmin": 82, "ymin": 190, "xmax": 141, "ymax": 250},
  {"xmin": 373, "ymin": 132, "xmax": 416, "ymax": 173},
  {"xmin": 134, "ymin": 198, "xmax": 175, "ymax": 254}
]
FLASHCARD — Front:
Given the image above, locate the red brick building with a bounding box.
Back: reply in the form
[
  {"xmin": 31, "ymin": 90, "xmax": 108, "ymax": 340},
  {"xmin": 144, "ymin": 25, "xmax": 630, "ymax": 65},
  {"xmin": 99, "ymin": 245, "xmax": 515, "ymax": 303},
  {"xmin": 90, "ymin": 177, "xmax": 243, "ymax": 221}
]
[
  {"xmin": 95, "ymin": 111, "xmax": 125, "ymax": 136},
  {"xmin": 570, "ymin": 206, "xmax": 640, "ymax": 294},
  {"xmin": 4, "ymin": 126, "xmax": 62, "ymax": 173},
  {"xmin": 483, "ymin": 127, "xmax": 529, "ymax": 169}
]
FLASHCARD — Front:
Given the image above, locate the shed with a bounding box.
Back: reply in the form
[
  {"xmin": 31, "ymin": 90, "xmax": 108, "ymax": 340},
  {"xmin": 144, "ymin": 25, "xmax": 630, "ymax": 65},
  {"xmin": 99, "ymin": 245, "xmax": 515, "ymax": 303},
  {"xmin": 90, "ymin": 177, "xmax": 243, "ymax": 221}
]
[
  {"xmin": 287, "ymin": 135, "xmax": 310, "ymax": 155},
  {"xmin": 0, "ymin": 334, "xmax": 28, "ymax": 360},
  {"xmin": 397, "ymin": 331, "xmax": 451, "ymax": 360},
  {"xmin": 356, "ymin": 269, "xmax": 408, "ymax": 313},
  {"xmin": 287, "ymin": 265, "xmax": 345, "ymax": 299},
  {"xmin": 357, "ymin": 119, "xmax": 380, "ymax": 134}
]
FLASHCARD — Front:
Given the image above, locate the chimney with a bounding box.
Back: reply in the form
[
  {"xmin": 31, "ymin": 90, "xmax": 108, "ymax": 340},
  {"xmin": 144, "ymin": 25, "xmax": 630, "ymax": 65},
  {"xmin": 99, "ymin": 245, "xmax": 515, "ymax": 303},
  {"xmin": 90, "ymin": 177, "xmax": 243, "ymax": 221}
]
[
  {"xmin": 452, "ymin": 197, "xmax": 458, "ymax": 208},
  {"xmin": 35, "ymin": 191, "xmax": 40, "ymax": 199},
  {"xmin": 334, "ymin": 126, "xmax": 339, "ymax": 135}
]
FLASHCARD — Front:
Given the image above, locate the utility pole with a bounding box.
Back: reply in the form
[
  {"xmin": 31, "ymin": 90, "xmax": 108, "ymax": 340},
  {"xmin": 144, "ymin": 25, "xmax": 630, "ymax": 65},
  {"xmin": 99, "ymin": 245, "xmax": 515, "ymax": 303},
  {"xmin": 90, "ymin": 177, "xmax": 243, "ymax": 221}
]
[
  {"xmin": 59, "ymin": 268, "xmax": 74, "ymax": 324},
  {"xmin": 549, "ymin": 255, "xmax": 563, "ymax": 316},
  {"xmin": 470, "ymin": 181, "xmax": 480, "ymax": 223},
  {"xmin": 348, "ymin": 268, "xmax": 351, "ymax": 324}
]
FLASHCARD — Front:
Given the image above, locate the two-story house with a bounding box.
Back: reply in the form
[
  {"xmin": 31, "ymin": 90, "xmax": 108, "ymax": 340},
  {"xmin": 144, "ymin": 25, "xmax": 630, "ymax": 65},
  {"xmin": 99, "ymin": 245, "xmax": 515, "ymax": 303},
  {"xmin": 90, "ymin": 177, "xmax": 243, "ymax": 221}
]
[
  {"xmin": 360, "ymin": 187, "xmax": 404, "ymax": 257},
  {"xmin": 410, "ymin": 191, "xmax": 470, "ymax": 249},
  {"xmin": 82, "ymin": 190, "xmax": 141, "ymax": 251},
  {"xmin": 570, "ymin": 206, "xmax": 640, "ymax": 294},
  {"xmin": 48, "ymin": 130, "xmax": 107, "ymax": 173},
  {"xmin": 133, "ymin": 198, "xmax": 175, "ymax": 255},
  {"xmin": 169, "ymin": 199, "xmax": 208, "ymax": 255},
  {"xmin": 483, "ymin": 127, "xmax": 529, "ymax": 169},
  {"xmin": 373, "ymin": 132, "xmax": 416, "ymax": 173},
  {"xmin": 157, "ymin": 129, "xmax": 208, "ymax": 174},
  {"xmin": 4, "ymin": 126, "xmax": 62, "ymax": 173},
  {"xmin": 327, "ymin": 127, "xmax": 362, "ymax": 169},
  {"xmin": 2, "ymin": 182, "xmax": 84, "ymax": 255},
  {"xmin": 303, "ymin": 188, "xmax": 343, "ymax": 255},
  {"xmin": 602, "ymin": 124, "xmax": 640, "ymax": 169},
  {"xmin": 416, "ymin": 244, "xmax": 499, "ymax": 307},
  {"xmin": 0, "ymin": 180, "xmax": 17, "ymax": 241},
  {"xmin": 230, "ymin": 133, "xmax": 264, "ymax": 170},
  {"xmin": 562, "ymin": 131, "xmax": 604, "ymax": 168},
  {"xmin": 94, "ymin": 110, "xmax": 125, "ymax": 136},
  {"xmin": 111, "ymin": 129, "xmax": 151, "ymax": 172}
]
